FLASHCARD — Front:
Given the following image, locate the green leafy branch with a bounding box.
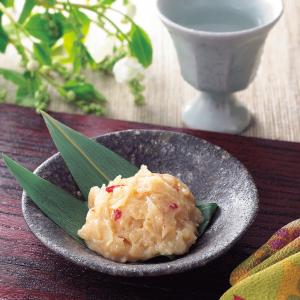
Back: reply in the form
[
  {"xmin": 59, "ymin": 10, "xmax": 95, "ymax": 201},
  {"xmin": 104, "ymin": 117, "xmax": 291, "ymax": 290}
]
[{"xmin": 0, "ymin": 0, "xmax": 153, "ymax": 114}]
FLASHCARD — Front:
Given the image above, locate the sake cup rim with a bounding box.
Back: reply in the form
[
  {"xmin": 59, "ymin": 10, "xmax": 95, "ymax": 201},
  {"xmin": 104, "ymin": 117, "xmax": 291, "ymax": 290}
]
[{"xmin": 157, "ymin": 0, "xmax": 284, "ymax": 38}]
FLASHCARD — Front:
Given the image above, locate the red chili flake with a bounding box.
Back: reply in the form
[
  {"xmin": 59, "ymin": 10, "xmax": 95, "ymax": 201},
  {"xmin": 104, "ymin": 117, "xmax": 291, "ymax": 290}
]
[
  {"xmin": 113, "ymin": 209, "xmax": 122, "ymax": 221},
  {"xmin": 106, "ymin": 185, "xmax": 125, "ymax": 193},
  {"xmin": 169, "ymin": 203, "xmax": 178, "ymax": 209},
  {"xmin": 175, "ymin": 185, "xmax": 180, "ymax": 192},
  {"xmin": 234, "ymin": 296, "xmax": 246, "ymax": 300}
]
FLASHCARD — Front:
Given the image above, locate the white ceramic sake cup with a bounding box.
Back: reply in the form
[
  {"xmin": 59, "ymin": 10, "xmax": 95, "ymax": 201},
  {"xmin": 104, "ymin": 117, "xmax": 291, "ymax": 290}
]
[{"xmin": 157, "ymin": 0, "xmax": 283, "ymax": 133}]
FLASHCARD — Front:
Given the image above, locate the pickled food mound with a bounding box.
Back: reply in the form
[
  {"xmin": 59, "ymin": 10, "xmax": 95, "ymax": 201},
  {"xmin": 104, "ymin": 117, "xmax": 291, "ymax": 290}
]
[{"xmin": 78, "ymin": 165, "xmax": 203, "ymax": 262}]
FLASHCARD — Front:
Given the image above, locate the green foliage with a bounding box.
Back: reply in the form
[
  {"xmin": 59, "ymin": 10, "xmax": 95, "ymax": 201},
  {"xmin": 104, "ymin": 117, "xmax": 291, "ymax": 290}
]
[
  {"xmin": 63, "ymin": 8, "xmax": 90, "ymax": 61},
  {"xmin": 97, "ymin": 49, "xmax": 126, "ymax": 74},
  {"xmin": 25, "ymin": 13, "xmax": 64, "ymax": 46},
  {"xmin": 129, "ymin": 24, "xmax": 153, "ymax": 67},
  {"xmin": 72, "ymin": 42, "xmax": 94, "ymax": 72},
  {"xmin": 42, "ymin": 0, "xmax": 56, "ymax": 7},
  {"xmin": 18, "ymin": 0, "xmax": 35, "ymax": 24},
  {"xmin": 1, "ymin": 0, "xmax": 14, "ymax": 7},
  {"xmin": 0, "ymin": 88, "xmax": 7, "ymax": 101},
  {"xmin": 15, "ymin": 71, "xmax": 42, "ymax": 107},
  {"xmin": 63, "ymin": 80, "xmax": 105, "ymax": 103},
  {"xmin": 62, "ymin": 80, "xmax": 106, "ymax": 115},
  {"xmin": 99, "ymin": 0, "xmax": 117, "ymax": 5},
  {"xmin": 0, "ymin": 1, "xmax": 153, "ymax": 113},
  {"xmin": 0, "ymin": 68, "xmax": 48, "ymax": 109},
  {"xmin": 0, "ymin": 9, "xmax": 8, "ymax": 52},
  {"xmin": 33, "ymin": 43, "xmax": 52, "ymax": 65},
  {"xmin": 0, "ymin": 25, "xmax": 8, "ymax": 53},
  {"xmin": 128, "ymin": 78, "xmax": 145, "ymax": 105},
  {"xmin": 0, "ymin": 68, "xmax": 26, "ymax": 85}
]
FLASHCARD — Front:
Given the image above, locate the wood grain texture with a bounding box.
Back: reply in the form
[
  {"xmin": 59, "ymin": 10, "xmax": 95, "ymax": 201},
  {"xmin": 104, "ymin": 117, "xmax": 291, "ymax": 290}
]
[
  {"xmin": 0, "ymin": 103, "xmax": 300, "ymax": 299},
  {"xmin": 1, "ymin": 0, "xmax": 300, "ymax": 142}
]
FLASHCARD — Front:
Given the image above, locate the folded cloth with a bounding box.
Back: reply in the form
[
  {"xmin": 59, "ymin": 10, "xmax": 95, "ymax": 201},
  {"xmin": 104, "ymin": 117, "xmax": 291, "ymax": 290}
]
[{"xmin": 220, "ymin": 219, "xmax": 300, "ymax": 300}]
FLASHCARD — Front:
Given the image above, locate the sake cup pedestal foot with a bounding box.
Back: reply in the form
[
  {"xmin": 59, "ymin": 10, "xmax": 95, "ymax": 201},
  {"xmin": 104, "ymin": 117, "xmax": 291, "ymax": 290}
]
[{"xmin": 182, "ymin": 92, "xmax": 251, "ymax": 134}]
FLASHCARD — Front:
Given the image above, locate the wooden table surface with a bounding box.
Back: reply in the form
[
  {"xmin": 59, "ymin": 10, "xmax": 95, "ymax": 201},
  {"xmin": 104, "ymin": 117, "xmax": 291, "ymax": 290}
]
[
  {"xmin": 1, "ymin": 0, "xmax": 300, "ymax": 142},
  {"xmin": 1, "ymin": 104, "xmax": 300, "ymax": 299}
]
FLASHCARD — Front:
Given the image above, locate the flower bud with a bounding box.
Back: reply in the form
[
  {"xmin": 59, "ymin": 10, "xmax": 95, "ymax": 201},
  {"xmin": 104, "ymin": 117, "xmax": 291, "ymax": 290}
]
[
  {"xmin": 48, "ymin": 20, "xmax": 56, "ymax": 29},
  {"xmin": 66, "ymin": 90, "xmax": 76, "ymax": 101},
  {"xmin": 0, "ymin": 88, "xmax": 7, "ymax": 101},
  {"xmin": 40, "ymin": 65, "xmax": 51, "ymax": 75},
  {"xmin": 34, "ymin": 91, "xmax": 41, "ymax": 100},
  {"xmin": 126, "ymin": 3, "xmax": 136, "ymax": 18},
  {"xmin": 26, "ymin": 60, "xmax": 39, "ymax": 72}
]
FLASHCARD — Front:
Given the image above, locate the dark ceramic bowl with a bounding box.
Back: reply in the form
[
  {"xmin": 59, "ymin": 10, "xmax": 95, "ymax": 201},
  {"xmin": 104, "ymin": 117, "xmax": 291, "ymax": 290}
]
[{"xmin": 22, "ymin": 130, "xmax": 258, "ymax": 277}]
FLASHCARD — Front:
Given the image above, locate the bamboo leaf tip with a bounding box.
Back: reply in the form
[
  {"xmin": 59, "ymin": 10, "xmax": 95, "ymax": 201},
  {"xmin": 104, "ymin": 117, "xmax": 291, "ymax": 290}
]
[
  {"xmin": 40, "ymin": 110, "xmax": 48, "ymax": 118},
  {"xmin": 2, "ymin": 153, "xmax": 8, "ymax": 161},
  {"xmin": 40, "ymin": 110, "xmax": 53, "ymax": 121}
]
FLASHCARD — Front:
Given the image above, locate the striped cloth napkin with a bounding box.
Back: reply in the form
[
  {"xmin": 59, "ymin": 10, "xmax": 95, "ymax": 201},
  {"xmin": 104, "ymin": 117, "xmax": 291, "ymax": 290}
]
[{"xmin": 220, "ymin": 219, "xmax": 300, "ymax": 300}]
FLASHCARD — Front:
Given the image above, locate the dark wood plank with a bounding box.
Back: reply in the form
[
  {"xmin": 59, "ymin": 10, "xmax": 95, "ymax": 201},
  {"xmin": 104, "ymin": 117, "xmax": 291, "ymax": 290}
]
[{"xmin": 0, "ymin": 104, "xmax": 299, "ymax": 300}]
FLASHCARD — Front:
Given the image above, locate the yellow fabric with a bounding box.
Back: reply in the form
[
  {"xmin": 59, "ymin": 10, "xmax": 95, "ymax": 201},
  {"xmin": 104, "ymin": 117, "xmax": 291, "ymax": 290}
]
[
  {"xmin": 221, "ymin": 219, "xmax": 300, "ymax": 300},
  {"xmin": 220, "ymin": 253, "xmax": 300, "ymax": 300}
]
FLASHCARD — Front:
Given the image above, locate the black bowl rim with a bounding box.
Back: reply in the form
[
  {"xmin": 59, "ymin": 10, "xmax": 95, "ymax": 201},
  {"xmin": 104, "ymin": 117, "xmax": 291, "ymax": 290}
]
[{"xmin": 22, "ymin": 129, "xmax": 258, "ymax": 277}]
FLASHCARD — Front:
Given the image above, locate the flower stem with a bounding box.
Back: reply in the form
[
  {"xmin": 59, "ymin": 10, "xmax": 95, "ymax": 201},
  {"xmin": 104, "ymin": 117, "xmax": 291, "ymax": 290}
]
[
  {"xmin": 55, "ymin": 1, "xmax": 130, "ymax": 43},
  {"xmin": 107, "ymin": 6, "xmax": 135, "ymax": 24},
  {"xmin": 97, "ymin": 13, "xmax": 130, "ymax": 43}
]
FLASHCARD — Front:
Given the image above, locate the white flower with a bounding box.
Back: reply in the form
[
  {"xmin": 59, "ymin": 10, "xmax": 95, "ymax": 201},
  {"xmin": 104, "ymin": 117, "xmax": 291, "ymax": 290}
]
[
  {"xmin": 113, "ymin": 57, "xmax": 144, "ymax": 83},
  {"xmin": 125, "ymin": 3, "xmax": 136, "ymax": 19},
  {"xmin": 85, "ymin": 24, "xmax": 116, "ymax": 62}
]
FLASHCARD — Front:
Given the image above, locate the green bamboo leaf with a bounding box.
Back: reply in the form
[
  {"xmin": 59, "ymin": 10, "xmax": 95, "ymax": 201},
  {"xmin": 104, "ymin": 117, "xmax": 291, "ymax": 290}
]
[
  {"xmin": 197, "ymin": 203, "xmax": 218, "ymax": 236},
  {"xmin": 41, "ymin": 111, "xmax": 139, "ymax": 200},
  {"xmin": 18, "ymin": 0, "xmax": 35, "ymax": 24},
  {"xmin": 3, "ymin": 154, "xmax": 88, "ymax": 243},
  {"xmin": 129, "ymin": 24, "xmax": 153, "ymax": 68}
]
